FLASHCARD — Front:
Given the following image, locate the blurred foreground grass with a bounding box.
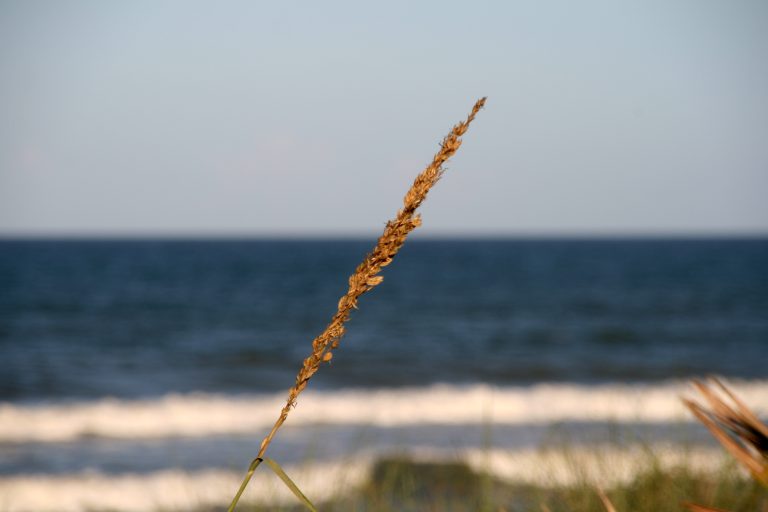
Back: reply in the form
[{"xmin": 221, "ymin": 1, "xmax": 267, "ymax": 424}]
[{"xmin": 227, "ymin": 455, "xmax": 766, "ymax": 512}]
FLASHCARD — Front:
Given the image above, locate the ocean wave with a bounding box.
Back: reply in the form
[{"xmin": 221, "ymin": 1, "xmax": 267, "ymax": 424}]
[
  {"xmin": 1, "ymin": 380, "xmax": 766, "ymax": 443},
  {"xmin": 0, "ymin": 459, "xmax": 371, "ymax": 512},
  {"xmin": 0, "ymin": 445, "xmax": 735, "ymax": 512}
]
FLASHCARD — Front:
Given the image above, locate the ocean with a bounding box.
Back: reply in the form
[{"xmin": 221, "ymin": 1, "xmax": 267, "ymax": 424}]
[{"xmin": 1, "ymin": 239, "xmax": 767, "ymax": 510}]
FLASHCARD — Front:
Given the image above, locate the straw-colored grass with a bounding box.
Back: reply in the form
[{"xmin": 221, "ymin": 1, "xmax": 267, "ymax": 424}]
[
  {"xmin": 683, "ymin": 503, "xmax": 735, "ymax": 512},
  {"xmin": 681, "ymin": 377, "xmax": 768, "ymax": 512},
  {"xmin": 227, "ymin": 97, "xmax": 486, "ymax": 511},
  {"xmin": 683, "ymin": 377, "xmax": 768, "ymax": 486}
]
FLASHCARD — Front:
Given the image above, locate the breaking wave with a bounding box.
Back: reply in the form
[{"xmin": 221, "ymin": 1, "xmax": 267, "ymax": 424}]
[
  {"xmin": 2, "ymin": 380, "xmax": 767, "ymax": 443},
  {"xmin": 0, "ymin": 445, "xmax": 737, "ymax": 512}
]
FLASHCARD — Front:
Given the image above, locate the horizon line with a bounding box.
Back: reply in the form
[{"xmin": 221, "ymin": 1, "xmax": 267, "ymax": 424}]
[{"xmin": 1, "ymin": 231, "xmax": 767, "ymax": 241}]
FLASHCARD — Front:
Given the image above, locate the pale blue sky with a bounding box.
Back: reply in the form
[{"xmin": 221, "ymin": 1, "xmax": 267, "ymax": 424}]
[{"xmin": 1, "ymin": 0, "xmax": 767, "ymax": 236}]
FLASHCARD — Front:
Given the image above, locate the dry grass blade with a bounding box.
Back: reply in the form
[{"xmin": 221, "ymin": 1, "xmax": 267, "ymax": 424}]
[
  {"xmin": 682, "ymin": 377, "xmax": 768, "ymax": 486},
  {"xmin": 226, "ymin": 97, "xmax": 486, "ymax": 512},
  {"xmin": 596, "ymin": 487, "xmax": 618, "ymax": 512},
  {"xmin": 683, "ymin": 503, "xmax": 733, "ymax": 512}
]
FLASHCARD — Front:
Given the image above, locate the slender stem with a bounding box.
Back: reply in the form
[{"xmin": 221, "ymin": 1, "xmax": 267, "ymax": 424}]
[
  {"xmin": 226, "ymin": 458, "xmax": 263, "ymax": 512},
  {"xmin": 225, "ymin": 98, "xmax": 486, "ymax": 511}
]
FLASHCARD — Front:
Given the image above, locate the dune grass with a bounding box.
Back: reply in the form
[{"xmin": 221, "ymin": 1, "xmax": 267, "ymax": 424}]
[
  {"xmin": 227, "ymin": 98, "xmax": 487, "ymax": 512},
  {"xmin": 683, "ymin": 378, "xmax": 768, "ymax": 487},
  {"xmin": 225, "ymin": 452, "xmax": 767, "ymax": 512}
]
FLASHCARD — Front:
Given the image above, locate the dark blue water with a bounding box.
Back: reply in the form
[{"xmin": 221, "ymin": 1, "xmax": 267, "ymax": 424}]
[{"xmin": 1, "ymin": 239, "xmax": 766, "ymax": 401}]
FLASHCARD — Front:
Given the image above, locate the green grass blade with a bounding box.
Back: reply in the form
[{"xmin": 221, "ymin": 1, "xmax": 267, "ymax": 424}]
[
  {"xmin": 227, "ymin": 457, "xmax": 263, "ymax": 512},
  {"xmin": 264, "ymin": 457, "xmax": 319, "ymax": 512}
]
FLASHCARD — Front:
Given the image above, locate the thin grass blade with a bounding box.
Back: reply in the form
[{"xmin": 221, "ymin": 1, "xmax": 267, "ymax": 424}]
[
  {"xmin": 264, "ymin": 457, "xmax": 319, "ymax": 512},
  {"xmin": 226, "ymin": 458, "xmax": 263, "ymax": 512},
  {"xmin": 596, "ymin": 487, "xmax": 618, "ymax": 512},
  {"xmin": 683, "ymin": 503, "xmax": 733, "ymax": 512}
]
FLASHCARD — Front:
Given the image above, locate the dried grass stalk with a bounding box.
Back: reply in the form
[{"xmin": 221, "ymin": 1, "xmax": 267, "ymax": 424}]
[
  {"xmin": 257, "ymin": 96, "xmax": 485, "ymax": 458},
  {"xmin": 683, "ymin": 377, "xmax": 768, "ymax": 486},
  {"xmin": 683, "ymin": 503, "xmax": 733, "ymax": 512},
  {"xmin": 596, "ymin": 487, "xmax": 618, "ymax": 512},
  {"xmin": 227, "ymin": 98, "xmax": 486, "ymax": 512}
]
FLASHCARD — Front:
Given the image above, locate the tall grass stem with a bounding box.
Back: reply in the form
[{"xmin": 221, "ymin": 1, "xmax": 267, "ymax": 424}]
[{"xmin": 226, "ymin": 97, "xmax": 486, "ymax": 511}]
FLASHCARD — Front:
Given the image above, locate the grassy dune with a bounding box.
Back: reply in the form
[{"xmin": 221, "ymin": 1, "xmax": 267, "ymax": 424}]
[{"xmin": 230, "ymin": 454, "xmax": 766, "ymax": 512}]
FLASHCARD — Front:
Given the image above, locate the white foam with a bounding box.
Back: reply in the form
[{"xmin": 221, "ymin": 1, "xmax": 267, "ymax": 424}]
[
  {"xmin": 0, "ymin": 459, "xmax": 371, "ymax": 512},
  {"xmin": 0, "ymin": 445, "xmax": 737, "ymax": 512},
  {"xmin": 2, "ymin": 380, "xmax": 766, "ymax": 443}
]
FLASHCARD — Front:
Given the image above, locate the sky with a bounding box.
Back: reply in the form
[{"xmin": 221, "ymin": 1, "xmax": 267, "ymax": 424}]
[{"xmin": 1, "ymin": 0, "xmax": 767, "ymax": 237}]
